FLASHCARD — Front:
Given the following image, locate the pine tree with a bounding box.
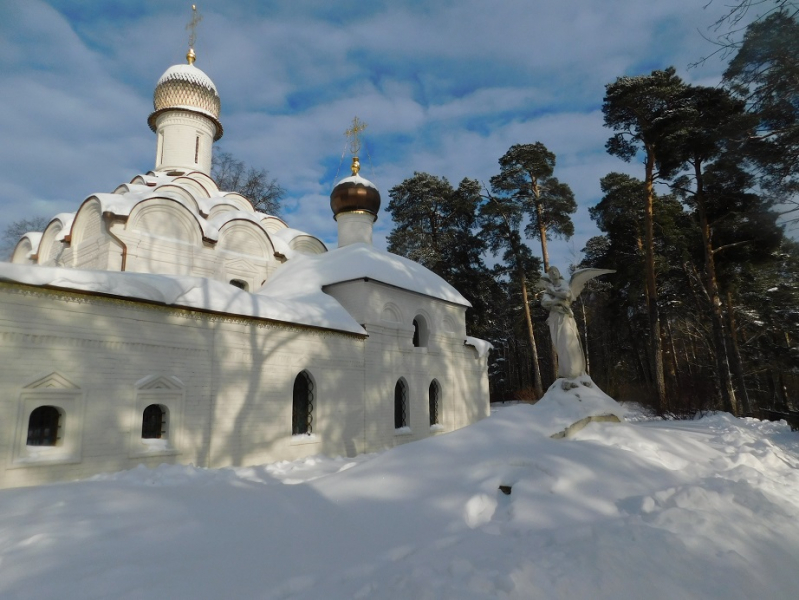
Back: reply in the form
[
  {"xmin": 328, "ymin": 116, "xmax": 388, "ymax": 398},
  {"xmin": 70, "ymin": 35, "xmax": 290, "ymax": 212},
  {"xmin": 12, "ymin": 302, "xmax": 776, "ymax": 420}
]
[
  {"xmin": 490, "ymin": 143, "xmax": 576, "ymax": 271},
  {"xmin": 603, "ymin": 67, "xmax": 689, "ymax": 411},
  {"xmin": 724, "ymin": 10, "xmax": 799, "ymax": 208},
  {"xmin": 665, "ymin": 84, "xmax": 757, "ymax": 415},
  {"xmin": 588, "ymin": 173, "xmax": 694, "ymax": 409},
  {"xmin": 478, "ymin": 187, "xmax": 545, "ymax": 398},
  {"xmin": 386, "ymin": 173, "xmax": 493, "ymax": 336}
]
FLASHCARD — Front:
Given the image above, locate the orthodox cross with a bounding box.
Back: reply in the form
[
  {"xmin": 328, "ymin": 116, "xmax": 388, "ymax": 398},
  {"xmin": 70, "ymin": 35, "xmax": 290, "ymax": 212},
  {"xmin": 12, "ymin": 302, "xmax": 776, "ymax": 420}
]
[
  {"xmin": 186, "ymin": 5, "xmax": 203, "ymax": 58},
  {"xmin": 344, "ymin": 117, "xmax": 367, "ymax": 155}
]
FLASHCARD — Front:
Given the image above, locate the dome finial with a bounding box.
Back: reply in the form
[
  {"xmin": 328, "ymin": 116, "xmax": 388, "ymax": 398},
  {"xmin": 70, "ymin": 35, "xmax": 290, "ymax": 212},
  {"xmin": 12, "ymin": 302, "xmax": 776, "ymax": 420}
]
[
  {"xmin": 186, "ymin": 4, "xmax": 202, "ymax": 65},
  {"xmin": 344, "ymin": 116, "xmax": 367, "ymax": 175}
]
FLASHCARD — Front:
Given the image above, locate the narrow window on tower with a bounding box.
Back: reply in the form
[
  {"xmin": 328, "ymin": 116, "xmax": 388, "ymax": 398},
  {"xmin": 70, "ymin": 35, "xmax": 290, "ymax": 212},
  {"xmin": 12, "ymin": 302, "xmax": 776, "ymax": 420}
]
[
  {"xmin": 195, "ymin": 135, "xmax": 200, "ymax": 164},
  {"xmin": 158, "ymin": 131, "xmax": 164, "ymax": 165}
]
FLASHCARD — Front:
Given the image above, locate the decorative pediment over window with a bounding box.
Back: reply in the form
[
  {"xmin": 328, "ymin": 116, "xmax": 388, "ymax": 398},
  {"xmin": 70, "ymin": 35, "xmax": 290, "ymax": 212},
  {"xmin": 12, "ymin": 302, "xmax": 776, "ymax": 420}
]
[
  {"xmin": 135, "ymin": 375, "xmax": 184, "ymax": 391},
  {"xmin": 381, "ymin": 302, "xmax": 402, "ymax": 324},
  {"xmin": 23, "ymin": 372, "xmax": 80, "ymax": 390},
  {"xmin": 224, "ymin": 257, "xmax": 256, "ymax": 273},
  {"xmin": 442, "ymin": 317, "xmax": 456, "ymax": 334}
]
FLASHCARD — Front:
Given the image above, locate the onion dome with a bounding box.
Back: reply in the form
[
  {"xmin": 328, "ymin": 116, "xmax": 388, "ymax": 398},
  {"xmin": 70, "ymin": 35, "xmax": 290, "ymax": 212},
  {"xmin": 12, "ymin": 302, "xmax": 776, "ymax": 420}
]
[
  {"xmin": 147, "ymin": 59, "xmax": 223, "ymax": 140},
  {"xmin": 330, "ymin": 157, "xmax": 381, "ymax": 219}
]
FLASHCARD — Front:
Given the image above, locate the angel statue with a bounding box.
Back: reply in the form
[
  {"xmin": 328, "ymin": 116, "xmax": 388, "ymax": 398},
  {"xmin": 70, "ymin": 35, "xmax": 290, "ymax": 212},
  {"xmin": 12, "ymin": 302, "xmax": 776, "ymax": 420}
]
[{"xmin": 540, "ymin": 266, "xmax": 615, "ymax": 379}]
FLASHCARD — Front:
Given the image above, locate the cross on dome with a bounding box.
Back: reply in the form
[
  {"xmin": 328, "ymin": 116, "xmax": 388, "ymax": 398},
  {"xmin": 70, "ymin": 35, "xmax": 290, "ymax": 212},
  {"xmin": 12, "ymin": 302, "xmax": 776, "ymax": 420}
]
[
  {"xmin": 344, "ymin": 117, "xmax": 367, "ymax": 176},
  {"xmin": 186, "ymin": 4, "xmax": 203, "ymax": 65}
]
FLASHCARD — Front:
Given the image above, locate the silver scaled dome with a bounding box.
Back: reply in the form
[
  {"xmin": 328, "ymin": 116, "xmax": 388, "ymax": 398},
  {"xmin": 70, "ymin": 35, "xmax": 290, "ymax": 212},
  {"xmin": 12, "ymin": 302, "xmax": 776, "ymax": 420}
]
[{"xmin": 147, "ymin": 63, "xmax": 223, "ymax": 140}]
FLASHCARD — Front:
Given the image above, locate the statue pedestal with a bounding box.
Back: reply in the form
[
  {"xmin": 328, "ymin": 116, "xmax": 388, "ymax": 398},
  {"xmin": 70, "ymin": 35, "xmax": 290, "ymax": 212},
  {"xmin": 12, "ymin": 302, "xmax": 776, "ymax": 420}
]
[{"xmin": 527, "ymin": 375, "xmax": 625, "ymax": 439}]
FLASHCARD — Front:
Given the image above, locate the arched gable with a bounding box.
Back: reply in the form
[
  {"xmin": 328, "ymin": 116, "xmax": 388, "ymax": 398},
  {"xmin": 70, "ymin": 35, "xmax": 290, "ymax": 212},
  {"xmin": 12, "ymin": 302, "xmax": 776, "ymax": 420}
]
[
  {"xmin": 207, "ymin": 203, "xmax": 242, "ymax": 219},
  {"xmin": 184, "ymin": 171, "xmax": 219, "ymax": 195},
  {"xmin": 289, "ymin": 235, "xmax": 327, "ymax": 255},
  {"xmin": 126, "ymin": 198, "xmax": 204, "ymax": 245},
  {"xmin": 71, "ymin": 197, "xmax": 105, "ymax": 248},
  {"xmin": 171, "ymin": 176, "xmax": 211, "ymax": 199},
  {"xmin": 260, "ymin": 215, "xmax": 288, "ymax": 233},
  {"xmin": 221, "ymin": 192, "xmax": 255, "ymax": 213},
  {"xmin": 381, "ymin": 302, "xmax": 403, "ymax": 324},
  {"xmin": 151, "ymin": 184, "xmax": 201, "ymax": 214},
  {"xmin": 217, "ymin": 219, "xmax": 274, "ymax": 258},
  {"xmin": 10, "ymin": 234, "xmax": 38, "ymax": 264},
  {"xmin": 38, "ymin": 219, "xmax": 65, "ymax": 265}
]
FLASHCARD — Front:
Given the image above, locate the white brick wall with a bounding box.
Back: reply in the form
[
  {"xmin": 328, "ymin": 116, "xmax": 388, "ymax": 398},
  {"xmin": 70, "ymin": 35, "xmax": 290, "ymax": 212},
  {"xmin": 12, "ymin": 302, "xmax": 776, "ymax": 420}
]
[{"xmin": 0, "ymin": 281, "xmax": 489, "ymax": 489}]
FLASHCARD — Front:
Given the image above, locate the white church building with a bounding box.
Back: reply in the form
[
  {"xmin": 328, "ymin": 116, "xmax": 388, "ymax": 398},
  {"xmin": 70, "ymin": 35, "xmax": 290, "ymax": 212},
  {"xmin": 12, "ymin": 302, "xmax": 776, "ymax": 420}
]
[{"xmin": 0, "ymin": 45, "xmax": 490, "ymax": 489}]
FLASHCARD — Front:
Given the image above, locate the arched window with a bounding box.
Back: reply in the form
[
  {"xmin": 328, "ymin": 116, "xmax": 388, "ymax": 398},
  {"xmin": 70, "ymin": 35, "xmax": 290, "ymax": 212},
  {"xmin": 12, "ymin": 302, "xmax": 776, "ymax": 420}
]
[
  {"xmin": 230, "ymin": 279, "xmax": 248, "ymax": 291},
  {"xmin": 27, "ymin": 406, "xmax": 61, "ymax": 446},
  {"xmin": 142, "ymin": 404, "xmax": 167, "ymax": 439},
  {"xmin": 394, "ymin": 379, "xmax": 408, "ymax": 429},
  {"xmin": 412, "ymin": 315, "xmax": 429, "ymax": 348},
  {"xmin": 292, "ymin": 371, "xmax": 314, "ymax": 435},
  {"xmin": 429, "ymin": 380, "xmax": 441, "ymax": 426}
]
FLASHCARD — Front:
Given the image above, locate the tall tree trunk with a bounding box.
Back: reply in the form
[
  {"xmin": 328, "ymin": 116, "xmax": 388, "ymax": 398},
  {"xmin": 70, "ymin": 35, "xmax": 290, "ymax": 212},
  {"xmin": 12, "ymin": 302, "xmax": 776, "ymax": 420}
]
[
  {"xmin": 626, "ymin": 318, "xmax": 651, "ymax": 390},
  {"xmin": 725, "ymin": 290, "xmax": 751, "ymax": 415},
  {"xmin": 644, "ymin": 149, "xmax": 667, "ymax": 411},
  {"xmin": 535, "ymin": 197, "xmax": 550, "ymax": 271},
  {"xmin": 666, "ymin": 320, "xmax": 681, "ymax": 415},
  {"xmin": 694, "ymin": 162, "xmax": 739, "ymax": 416},
  {"xmin": 580, "ymin": 299, "xmax": 590, "ymax": 374},
  {"xmin": 533, "ymin": 187, "xmax": 557, "ymax": 382},
  {"xmin": 519, "ymin": 269, "xmax": 544, "ymax": 398},
  {"xmin": 778, "ymin": 372, "xmax": 791, "ymax": 412}
]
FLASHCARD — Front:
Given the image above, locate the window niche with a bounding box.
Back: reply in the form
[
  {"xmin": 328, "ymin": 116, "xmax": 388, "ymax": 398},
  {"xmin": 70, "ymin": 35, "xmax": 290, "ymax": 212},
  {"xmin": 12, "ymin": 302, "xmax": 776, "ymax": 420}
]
[
  {"xmin": 141, "ymin": 404, "xmax": 168, "ymax": 439},
  {"xmin": 27, "ymin": 406, "xmax": 62, "ymax": 446},
  {"xmin": 130, "ymin": 375, "xmax": 184, "ymax": 458},
  {"xmin": 412, "ymin": 314, "xmax": 430, "ymax": 349},
  {"xmin": 11, "ymin": 372, "xmax": 84, "ymax": 467},
  {"xmin": 291, "ymin": 371, "xmax": 318, "ymax": 445},
  {"xmin": 394, "ymin": 378, "xmax": 410, "ymax": 434},
  {"xmin": 429, "ymin": 380, "xmax": 443, "ymax": 430}
]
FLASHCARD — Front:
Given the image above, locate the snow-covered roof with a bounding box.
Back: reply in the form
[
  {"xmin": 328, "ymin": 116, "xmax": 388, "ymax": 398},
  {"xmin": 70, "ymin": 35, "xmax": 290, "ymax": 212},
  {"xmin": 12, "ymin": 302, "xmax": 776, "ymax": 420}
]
[
  {"xmin": 49, "ymin": 213, "xmax": 75, "ymax": 241},
  {"xmin": 157, "ymin": 63, "xmax": 218, "ymax": 94},
  {"xmin": 335, "ymin": 173, "xmax": 379, "ymax": 190},
  {"xmin": 260, "ymin": 243, "xmax": 471, "ymax": 307},
  {"xmin": 16, "ymin": 170, "xmax": 324, "ymax": 267},
  {"xmin": 465, "ymin": 336, "xmax": 492, "ymax": 358},
  {"xmin": 0, "ymin": 263, "xmax": 364, "ymax": 335},
  {"xmin": 205, "ymin": 210, "xmax": 265, "ymax": 231},
  {"xmin": 17, "ymin": 232, "xmax": 42, "ymax": 259},
  {"xmin": 271, "ymin": 228, "xmax": 309, "ymax": 244}
]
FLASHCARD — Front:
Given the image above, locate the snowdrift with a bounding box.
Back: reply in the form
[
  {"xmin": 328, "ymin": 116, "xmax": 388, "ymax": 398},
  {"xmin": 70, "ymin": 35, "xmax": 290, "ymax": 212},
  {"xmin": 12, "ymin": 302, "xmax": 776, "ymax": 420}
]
[{"xmin": 0, "ymin": 405, "xmax": 797, "ymax": 599}]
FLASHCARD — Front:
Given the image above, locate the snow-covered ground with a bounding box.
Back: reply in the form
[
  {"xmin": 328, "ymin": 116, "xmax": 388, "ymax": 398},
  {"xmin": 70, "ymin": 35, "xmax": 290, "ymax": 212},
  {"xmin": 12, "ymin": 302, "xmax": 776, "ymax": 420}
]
[{"xmin": 1, "ymin": 404, "xmax": 798, "ymax": 600}]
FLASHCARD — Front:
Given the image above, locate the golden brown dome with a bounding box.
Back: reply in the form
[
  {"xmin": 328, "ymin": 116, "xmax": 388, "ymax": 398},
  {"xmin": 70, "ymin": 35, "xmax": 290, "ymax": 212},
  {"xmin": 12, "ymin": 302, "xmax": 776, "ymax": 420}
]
[
  {"xmin": 147, "ymin": 63, "xmax": 223, "ymax": 140},
  {"xmin": 330, "ymin": 173, "xmax": 381, "ymax": 220}
]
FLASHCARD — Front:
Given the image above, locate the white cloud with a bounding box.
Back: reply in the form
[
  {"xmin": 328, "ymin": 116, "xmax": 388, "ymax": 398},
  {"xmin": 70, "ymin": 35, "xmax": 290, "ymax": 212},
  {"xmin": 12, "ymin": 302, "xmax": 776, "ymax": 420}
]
[{"xmin": 0, "ymin": 0, "xmax": 764, "ymax": 271}]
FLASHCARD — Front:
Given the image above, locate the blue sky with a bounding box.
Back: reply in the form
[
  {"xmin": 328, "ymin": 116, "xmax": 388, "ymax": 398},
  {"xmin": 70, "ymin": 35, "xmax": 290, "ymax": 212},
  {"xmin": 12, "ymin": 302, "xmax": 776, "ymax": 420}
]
[{"xmin": 0, "ymin": 0, "xmax": 754, "ymax": 268}]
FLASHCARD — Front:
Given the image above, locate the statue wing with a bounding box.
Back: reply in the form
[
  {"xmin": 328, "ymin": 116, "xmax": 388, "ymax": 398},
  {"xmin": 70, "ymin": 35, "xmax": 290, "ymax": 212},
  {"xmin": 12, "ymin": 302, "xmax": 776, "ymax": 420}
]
[{"xmin": 569, "ymin": 268, "xmax": 615, "ymax": 299}]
